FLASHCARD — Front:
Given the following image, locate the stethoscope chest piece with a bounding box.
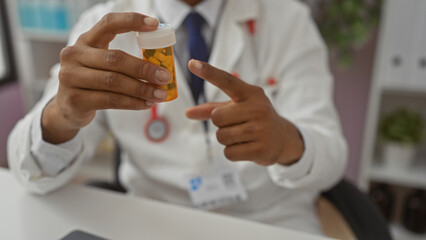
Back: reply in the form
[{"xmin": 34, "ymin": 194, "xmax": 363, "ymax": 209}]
[{"xmin": 145, "ymin": 104, "xmax": 170, "ymax": 143}]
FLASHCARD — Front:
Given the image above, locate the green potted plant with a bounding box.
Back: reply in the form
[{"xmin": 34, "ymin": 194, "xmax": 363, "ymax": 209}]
[
  {"xmin": 379, "ymin": 108, "xmax": 425, "ymax": 169},
  {"xmin": 306, "ymin": 0, "xmax": 382, "ymax": 66}
]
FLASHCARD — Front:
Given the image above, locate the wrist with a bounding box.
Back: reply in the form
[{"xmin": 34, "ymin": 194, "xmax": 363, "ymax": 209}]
[
  {"xmin": 41, "ymin": 98, "xmax": 80, "ymax": 144},
  {"xmin": 276, "ymin": 118, "xmax": 305, "ymax": 166}
]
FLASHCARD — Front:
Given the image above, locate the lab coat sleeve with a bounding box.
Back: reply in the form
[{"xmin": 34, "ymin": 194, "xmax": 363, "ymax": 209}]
[
  {"xmin": 30, "ymin": 99, "xmax": 83, "ymax": 176},
  {"xmin": 265, "ymin": 3, "xmax": 348, "ymax": 192},
  {"xmin": 7, "ymin": 3, "xmax": 114, "ymax": 195}
]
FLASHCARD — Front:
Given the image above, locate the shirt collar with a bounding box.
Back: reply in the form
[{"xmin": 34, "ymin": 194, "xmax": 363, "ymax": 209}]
[{"xmin": 154, "ymin": 0, "xmax": 225, "ymax": 30}]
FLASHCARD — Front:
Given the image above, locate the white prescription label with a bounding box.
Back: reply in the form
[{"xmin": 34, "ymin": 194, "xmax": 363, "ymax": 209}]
[{"xmin": 187, "ymin": 168, "xmax": 248, "ymax": 210}]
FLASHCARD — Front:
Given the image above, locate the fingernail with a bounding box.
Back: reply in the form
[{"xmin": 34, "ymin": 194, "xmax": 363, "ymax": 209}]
[
  {"xmin": 191, "ymin": 59, "xmax": 203, "ymax": 70},
  {"xmin": 156, "ymin": 69, "xmax": 171, "ymax": 83},
  {"xmin": 154, "ymin": 89, "xmax": 167, "ymax": 100},
  {"xmin": 144, "ymin": 17, "xmax": 158, "ymax": 26},
  {"xmin": 146, "ymin": 100, "xmax": 155, "ymax": 107}
]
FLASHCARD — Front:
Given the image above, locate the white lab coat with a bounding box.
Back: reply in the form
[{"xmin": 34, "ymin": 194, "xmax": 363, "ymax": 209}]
[{"xmin": 8, "ymin": 0, "xmax": 348, "ymax": 235}]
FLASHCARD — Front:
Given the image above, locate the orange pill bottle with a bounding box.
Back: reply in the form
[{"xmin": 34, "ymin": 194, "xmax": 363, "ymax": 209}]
[{"xmin": 136, "ymin": 24, "xmax": 178, "ymax": 102}]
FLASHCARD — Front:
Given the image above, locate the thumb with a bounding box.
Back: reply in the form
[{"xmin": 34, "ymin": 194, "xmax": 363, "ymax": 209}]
[{"xmin": 185, "ymin": 102, "xmax": 228, "ymax": 120}]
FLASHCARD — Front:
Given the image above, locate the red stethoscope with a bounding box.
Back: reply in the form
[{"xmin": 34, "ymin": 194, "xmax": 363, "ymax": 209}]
[
  {"xmin": 145, "ymin": 104, "xmax": 170, "ymax": 143},
  {"xmin": 144, "ymin": 20, "xmax": 276, "ymax": 143}
]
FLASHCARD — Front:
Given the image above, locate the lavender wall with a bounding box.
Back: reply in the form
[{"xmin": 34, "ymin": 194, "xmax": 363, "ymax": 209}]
[
  {"xmin": 0, "ymin": 82, "xmax": 24, "ymax": 167},
  {"xmin": 332, "ymin": 33, "xmax": 378, "ymax": 181}
]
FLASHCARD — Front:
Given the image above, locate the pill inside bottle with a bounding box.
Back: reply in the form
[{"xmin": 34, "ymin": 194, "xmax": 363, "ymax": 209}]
[{"xmin": 136, "ymin": 24, "xmax": 178, "ymax": 102}]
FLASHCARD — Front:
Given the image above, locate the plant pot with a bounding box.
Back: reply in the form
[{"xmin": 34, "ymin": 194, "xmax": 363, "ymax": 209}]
[{"xmin": 383, "ymin": 142, "xmax": 417, "ymax": 169}]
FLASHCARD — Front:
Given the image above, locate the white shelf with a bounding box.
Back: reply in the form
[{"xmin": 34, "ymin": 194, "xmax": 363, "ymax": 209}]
[
  {"xmin": 369, "ymin": 160, "xmax": 426, "ymax": 190},
  {"xmin": 392, "ymin": 224, "xmax": 426, "ymax": 240},
  {"xmin": 22, "ymin": 29, "xmax": 70, "ymax": 43},
  {"xmin": 382, "ymin": 81, "xmax": 426, "ymax": 94}
]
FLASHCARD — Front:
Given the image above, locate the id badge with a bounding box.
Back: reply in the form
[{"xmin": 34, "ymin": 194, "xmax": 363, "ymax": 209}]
[{"xmin": 187, "ymin": 167, "xmax": 248, "ymax": 210}]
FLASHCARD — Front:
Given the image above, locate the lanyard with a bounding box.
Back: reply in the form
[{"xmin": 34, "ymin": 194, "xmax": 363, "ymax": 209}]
[
  {"xmin": 203, "ymin": 120, "xmax": 213, "ymax": 164},
  {"xmin": 154, "ymin": 1, "xmax": 227, "ymax": 167},
  {"xmin": 195, "ymin": 0, "xmax": 227, "ymax": 166}
]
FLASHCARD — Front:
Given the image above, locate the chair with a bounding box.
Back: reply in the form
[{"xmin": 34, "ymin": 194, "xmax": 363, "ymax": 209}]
[
  {"xmin": 319, "ymin": 180, "xmax": 392, "ymax": 240},
  {"xmin": 86, "ymin": 145, "xmax": 392, "ymax": 240}
]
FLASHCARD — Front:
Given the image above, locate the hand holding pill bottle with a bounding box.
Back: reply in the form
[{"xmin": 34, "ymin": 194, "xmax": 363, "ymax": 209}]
[{"xmin": 136, "ymin": 24, "xmax": 178, "ymax": 102}]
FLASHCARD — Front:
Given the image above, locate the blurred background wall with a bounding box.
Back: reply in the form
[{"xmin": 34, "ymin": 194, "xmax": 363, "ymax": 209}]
[
  {"xmin": 0, "ymin": 83, "xmax": 24, "ymax": 167},
  {"xmin": 333, "ymin": 33, "xmax": 377, "ymax": 181}
]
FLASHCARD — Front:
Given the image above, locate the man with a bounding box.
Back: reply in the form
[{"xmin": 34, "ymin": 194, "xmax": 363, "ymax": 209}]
[{"xmin": 8, "ymin": 0, "xmax": 347, "ymax": 235}]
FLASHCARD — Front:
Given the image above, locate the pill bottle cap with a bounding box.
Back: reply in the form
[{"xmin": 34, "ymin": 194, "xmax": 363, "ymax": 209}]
[{"xmin": 136, "ymin": 24, "xmax": 176, "ymax": 49}]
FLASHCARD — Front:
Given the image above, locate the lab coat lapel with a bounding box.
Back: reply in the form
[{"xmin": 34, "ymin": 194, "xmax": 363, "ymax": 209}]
[{"xmin": 206, "ymin": 0, "xmax": 259, "ymax": 102}]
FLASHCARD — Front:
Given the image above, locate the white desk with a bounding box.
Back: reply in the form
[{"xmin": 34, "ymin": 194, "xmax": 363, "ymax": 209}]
[{"xmin": 0, "ymin": 169, "xmax": 330, "ymax": 240}]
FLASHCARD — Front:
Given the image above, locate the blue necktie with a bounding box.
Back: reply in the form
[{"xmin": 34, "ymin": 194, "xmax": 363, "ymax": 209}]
[{"xmin": 185, "ymin": 12, "xmax": 209, "ymax": 104}]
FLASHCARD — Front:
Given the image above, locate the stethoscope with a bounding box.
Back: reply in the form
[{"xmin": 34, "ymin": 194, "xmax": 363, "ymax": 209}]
[{"xmin": 145, "ymin": 104, "xmax": 170, "ymax": 143}]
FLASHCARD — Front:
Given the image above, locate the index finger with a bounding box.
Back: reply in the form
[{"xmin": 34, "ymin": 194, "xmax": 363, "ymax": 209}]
[
  {"xmin": 188, "ymin": 60, "xmax": 251, "ymax": 102},
  {"xmin": 77, "ymin": 12, "xmax": 158, "ymax": 48}
]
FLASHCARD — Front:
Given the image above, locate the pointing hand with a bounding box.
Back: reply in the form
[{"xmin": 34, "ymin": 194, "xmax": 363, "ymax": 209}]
[{"xmin": 186, "ymin": 60, "xmax": 304, "ymax": 166}]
